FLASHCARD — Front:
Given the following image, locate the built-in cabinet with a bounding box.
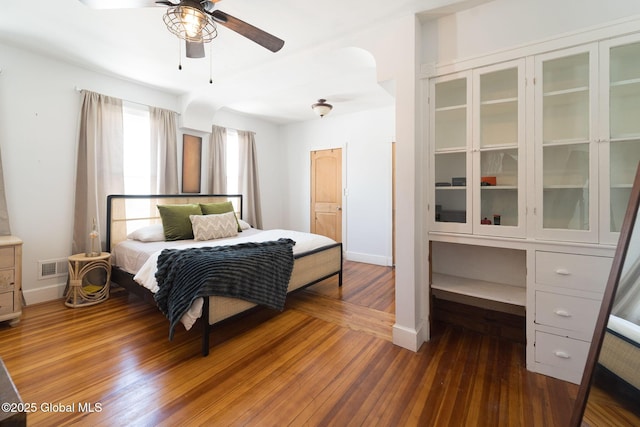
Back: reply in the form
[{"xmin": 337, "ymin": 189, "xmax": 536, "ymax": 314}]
[
  {"xmin": 430, "ymin": 60, "xmax": 526, "ymax": 237},
  {"xmin": 427, "ymin": 29, "xmax": 640, "ymax": 384}
]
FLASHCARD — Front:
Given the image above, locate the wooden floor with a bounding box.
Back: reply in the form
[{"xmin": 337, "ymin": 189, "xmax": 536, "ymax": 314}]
[{"xmin": 0, "ymin": 261, "xmax": 579, "ymax": 426}]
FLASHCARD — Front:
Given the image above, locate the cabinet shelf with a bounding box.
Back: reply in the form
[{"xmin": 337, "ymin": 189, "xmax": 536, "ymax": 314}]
[
  {"xmin": 435, "ymin": 186, "xmax": 467, "ymax": 190},
  {"xmin": 435, "ymin": 104, "xmax": 466, "ymax": 112},
  {"xmin": 543, "ymin": 86, "xmax": 589, "ymax": 98},
  {"xmin": 431, "ymin": 273, "xmax": 526, "ymax": 307},
  {"xmin": 610, "ymin": 77, "xmax": 640, "ymax": 87},
  {"xmin": 481, "ymin": 185, "xmax": 517, "ymax": 190},
  {"xmin": 481, "ymin": 97, "xmax": 518, "ymax": 106},
  {"xmin": 543, "ymin": 185, "xmax": 587, "ymax": 190}
]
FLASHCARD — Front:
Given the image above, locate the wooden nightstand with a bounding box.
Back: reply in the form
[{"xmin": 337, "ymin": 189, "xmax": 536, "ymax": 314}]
[
  {"xmin": 0, "ymin": 236, "xmax": 22, "ymax": 326},
  {"xmin": 65, "ymin": 252, "xmax": 111, "ymax": 308}
]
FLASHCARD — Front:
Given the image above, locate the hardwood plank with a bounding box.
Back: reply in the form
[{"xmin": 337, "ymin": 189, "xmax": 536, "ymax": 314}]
[{"xmin": 0, "ymin": 261, "xmax": 579, "ymax": 426}]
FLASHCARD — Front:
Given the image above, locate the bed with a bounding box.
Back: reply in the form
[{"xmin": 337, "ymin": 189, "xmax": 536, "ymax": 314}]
[{"xmin": 106, "ymin": 194, "xmax": 343, "ymax": 356}]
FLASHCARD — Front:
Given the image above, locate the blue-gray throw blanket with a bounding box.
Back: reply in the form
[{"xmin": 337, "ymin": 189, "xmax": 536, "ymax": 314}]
[{"xmin": 155, "ymin": 238, "xmax": 296, "ymax": 339}]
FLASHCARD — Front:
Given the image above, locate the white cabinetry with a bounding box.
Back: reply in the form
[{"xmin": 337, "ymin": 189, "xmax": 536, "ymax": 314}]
[
  {"xmin": 599, "ymin": 34, "xmax": 640, "ymax": 244},
  {"xmin": 427, "ymin": 28, "xmax": 639, "ymax": 384},
  {"xmin": 430, "ymin": 60, "xmax": 525, "ymax": 238},
  {"xmin": 528, "ymin": 249, "xmax": 612, "ymax": 383}
]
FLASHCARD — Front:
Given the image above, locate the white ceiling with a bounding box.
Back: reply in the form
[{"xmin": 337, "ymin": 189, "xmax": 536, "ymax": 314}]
[{"xmin": 0, "ymin": 0, "xmax": 486, "ymax": 124}]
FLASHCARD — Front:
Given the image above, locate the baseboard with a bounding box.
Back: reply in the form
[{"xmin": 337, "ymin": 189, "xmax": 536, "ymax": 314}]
[
  {"xmin": 23, "ymin": 282, "xmax": 66, "ymax": 305},
  {"xmin": 344, "ymin": 251, "xmax": 392, "ymax": 266},
  {"xmin": 392, "ymin": 319, "xmax": 429, "ymax": 352}
]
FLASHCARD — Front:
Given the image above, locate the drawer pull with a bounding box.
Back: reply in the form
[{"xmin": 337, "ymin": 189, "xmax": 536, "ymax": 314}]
[
  {"xmin": 555, "ymin": 268, "xmax": 570, "ymax": 276},
  {"xmin": 554, "ymin": 351, "xmax": 571, "ymax": 359},
  {"xmin": 554, "ymin": 309, "xmax": 572, "ymax": 318}
]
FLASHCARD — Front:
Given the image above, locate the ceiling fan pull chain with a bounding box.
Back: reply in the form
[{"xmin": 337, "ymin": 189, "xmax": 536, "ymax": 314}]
[
  {"xmin": 209, "ymin": 43, "xmax": 213, "ymax": 84},
  {"xmin": 178, "ymin": 39, "xmax": 182, "ymax": 71}
]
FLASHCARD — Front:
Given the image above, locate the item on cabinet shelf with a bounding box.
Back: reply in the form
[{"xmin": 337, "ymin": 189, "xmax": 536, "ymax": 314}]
[
  {"xmin": 435, "ymin": 182, "xmax": 452, "ymax": 187},
  {"xmin": 493, "ymin": 214, "xmax": 501, "ymax": 225},
  {"xmin": 451, "ymin": 177, "xmax": 466, "ymax": 186},
  {"xmin": 481, "ymin": 176, "xmax": 497, "ymax": 186},
  {"xmin": 481, "ymin": 217, "xmax": 492, "ymax": 225},
  {"xmin": 435, "ymin": 204, "xmax": 442, "ymax": 221},
  {"xmin": 85, "ymin": 218, "xmax": 101, "ymax": 257}
]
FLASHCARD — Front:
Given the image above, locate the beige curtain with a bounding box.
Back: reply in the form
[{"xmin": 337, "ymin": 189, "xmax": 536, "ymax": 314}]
[
  {"xmin": 238, "ymin": 130, "xmax": 262, "ymax": 229},
  {"xmin": 72, "ymin": 90, "xmax": 124, "ymax": 254},
  {"xmin": 209, "ymin": 125, "xmax": 227, "ymax": 194},
  {"xmin": 0, "ymin": 146, "xmax": 11, "ymax": 235},
  {"xmin": 150, "ymin": 107, "xmax": 179, "ymax": 194}
]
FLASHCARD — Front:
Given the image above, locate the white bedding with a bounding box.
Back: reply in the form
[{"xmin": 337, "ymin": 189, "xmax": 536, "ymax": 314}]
[{"xmin": 111, "ymin": 229, "xmax": 337, "ymax": 330}]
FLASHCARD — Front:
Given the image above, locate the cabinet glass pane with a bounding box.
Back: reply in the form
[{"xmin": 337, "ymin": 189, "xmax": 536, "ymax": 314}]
[
  {"xmin": 480, "ymin": 68, "xmax": 518, "ymax": 148},
  {"xmin": 480, "ymin": 149, "xmax": 518, "ymax": 226},
  {"xmin": 609, "ymin": 140, "xmax": 640, "ymax": 232},
  {"xmin": 434, "ymin": 152, "xmax": 466, "ymax": 223},
  {"xmin": 608, "ymin": 42, "xmax": 640, "ymax": 233},
  {"xmin": 542, "ymin": 53, "xmax": 590, "ymax": 143},
  {"xmin": 434, "ymin": 78, "xmax": 467, "ymax": 150},
  {"xmin": 542, "ymin": 144, "xmax": 590, "ymax": 230}
]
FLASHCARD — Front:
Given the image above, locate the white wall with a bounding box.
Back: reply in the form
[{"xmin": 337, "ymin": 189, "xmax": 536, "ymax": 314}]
[
  {"xmin": 280, "ymin": 106, "xmax": 395, "ymax": 266},
  {"xmin": 422, "ymin": 0, "xmax": 640, "ymax": 67},
  {"xmin": 0, "ymin": 42, "xmax": 181, "ymax": 304},
  {"xmin": 181, "ymin": 108, "xmax": 286, "ymax": 230},
  {"xmin": 0, "ymin": 42, "xmax": 287, "ymax": 304}
]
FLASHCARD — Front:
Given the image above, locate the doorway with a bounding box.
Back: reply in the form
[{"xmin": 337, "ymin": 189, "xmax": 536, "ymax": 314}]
[{"xmin": 310, "ymin": 148, "xmax": 342, "ymax": 242}]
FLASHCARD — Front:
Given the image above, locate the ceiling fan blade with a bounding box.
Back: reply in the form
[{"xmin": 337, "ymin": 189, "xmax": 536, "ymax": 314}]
[
  {"xmin": 78, "ymin": 0, "xmax": 166, "ymax": 9},
  {"xmin": 208, "ymin": 10, "xmax": 284, "ymax": 53},
  {"xmin": 185, "ymin": 40, "xmax": 205, "ymax": 58}
]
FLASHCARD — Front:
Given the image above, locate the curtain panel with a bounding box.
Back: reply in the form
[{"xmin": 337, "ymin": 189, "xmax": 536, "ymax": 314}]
[
  {"xmin": 72, "ymin": 90, "xmax": 124, "ymax": 254},
  {"xmin": 237, "ymin": 130, "xmax": 262, "ymax": 229},
  {"xmin": 0, "ymin": 146, "xmax": 11, "ymax": 236},
  {"xmin": 150, "ymin": 107, "xmax": 179, "ymax": 194},
  {"xmin": 209, "ymin": 125, "xmax": 227, "ymax": 194}
]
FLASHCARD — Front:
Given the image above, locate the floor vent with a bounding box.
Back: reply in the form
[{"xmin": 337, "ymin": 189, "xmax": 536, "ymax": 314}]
[{"xmin": 38, "ymin": 258, "xmax": 69, "ymax": 280}]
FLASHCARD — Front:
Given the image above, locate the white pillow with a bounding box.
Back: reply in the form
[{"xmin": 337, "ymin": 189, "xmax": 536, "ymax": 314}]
[
  {"xmin": 238, "ymin": 219, "xmax": 252, "ymax": 230},
  {"xmin": 190, "ymin": 212, "xmax": 239, "ymax": 241},
  {"xmin": 127, "ymin": 224, "xmax": 165, "ymax": 242}
]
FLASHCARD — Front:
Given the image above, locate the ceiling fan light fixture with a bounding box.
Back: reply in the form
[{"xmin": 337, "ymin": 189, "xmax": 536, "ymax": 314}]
[
  {"xmin": 312, "ymin": 99, "xmax": 333, "ymax": 117},
  {"xmin": 163, "ymin": 4, "xmax": 217, "ymax": 43}
]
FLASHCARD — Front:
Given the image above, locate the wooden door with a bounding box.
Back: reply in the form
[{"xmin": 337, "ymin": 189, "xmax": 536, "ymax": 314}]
[{"xmin": 310, "ymin": 149, "xmax": 342, "ymax": 242}]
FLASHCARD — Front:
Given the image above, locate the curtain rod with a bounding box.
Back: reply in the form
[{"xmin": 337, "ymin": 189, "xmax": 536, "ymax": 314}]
[
  {"xmin": 74, "ymin": 86, "xmax": 181, "ymax": 116},
  {"xmin": 213, "ymin": 124, "xmax": 255, "ymax": 136}
]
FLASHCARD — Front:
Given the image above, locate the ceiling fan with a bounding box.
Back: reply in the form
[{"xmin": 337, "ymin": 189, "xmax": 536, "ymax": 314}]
[{"xmin": 79, "ymin": 0, "xmax": 284, "ymax": 58}]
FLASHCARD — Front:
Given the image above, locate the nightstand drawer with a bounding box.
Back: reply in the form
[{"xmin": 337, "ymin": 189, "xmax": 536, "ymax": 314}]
[
  {"xmin": 0, "ymin": 292, "xmax": 14, "ymax": 316},
  {"xmin": 0, "ymin": 247, "xmax": 14, "ymax": 269},
  {"xmin": 535, "ymin": 291, "xmax": 600, "ymax": 334},
  {"xmin": 535, "ymin": 251, "xmax": 611, "ymax": 292},
  {"xmin": 535, "ymin": 331, "xmax": 590, "ymax": 373},
  {"xmin": 0, "ymin": 270, "xmax": 14, "ymax": 290}
]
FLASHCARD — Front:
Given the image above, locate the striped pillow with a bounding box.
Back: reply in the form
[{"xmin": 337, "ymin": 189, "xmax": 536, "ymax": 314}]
[{"xmin": 190, "ymin": 212, "xmax": 239, "ymax": 241}]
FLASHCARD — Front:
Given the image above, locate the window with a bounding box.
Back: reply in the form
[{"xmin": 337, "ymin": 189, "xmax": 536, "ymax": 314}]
[
  {"xmin": 123, "ymin": 103, "xmax": 152, "ymax": 233},
  {"xmin": 123, "ymin": 103, "xmax": 151, "ymax": 194},
  {"xmin": 225, "ymin": 129, "xmax": 239, "ymax": 194}
]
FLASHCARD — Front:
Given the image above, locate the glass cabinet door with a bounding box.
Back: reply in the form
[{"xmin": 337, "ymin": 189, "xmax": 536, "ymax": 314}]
[
  {"xmin": 473, "ymin": 60, "xmax": 525, "ymax": 237},
  {"xmin": 600, "ymin": 35, "xmax": 640, "ymax": 244},
  {"xmin": 430, "ymin": 72, "xmax": 472, "ymax": 233},
  {"xmin": 535, "ymin": 45, "xmax": 598, "ymax": 242}
]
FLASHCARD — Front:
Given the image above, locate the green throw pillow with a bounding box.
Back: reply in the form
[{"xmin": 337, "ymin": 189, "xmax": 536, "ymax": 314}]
[
  {"xmin": 200, "ymin": 202, "xmax": 242, "ymax": 231},
  {"xmin": 157, "ymin": 203, "xmax": 203, "ymax": 241}
]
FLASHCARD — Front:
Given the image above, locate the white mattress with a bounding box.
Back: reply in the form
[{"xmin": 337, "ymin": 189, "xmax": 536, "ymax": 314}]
[{"xmin": 111, "ymin": 229, "xmax": 337, "ymax": 330}]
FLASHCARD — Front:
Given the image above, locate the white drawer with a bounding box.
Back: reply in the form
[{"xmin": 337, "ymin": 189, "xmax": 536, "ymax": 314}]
[
  {"xmin": 535, "ymin": 331, "xmax": 590, "ymax": 373},
  {"xmin": 0, "ymin": 291, "xmax": 13, "ymax": 315},
  {"xmin": 535, "ymin": 251, "xmax": 611, "ymax": 292},
  {"xmin": 535, "ymin": 291, "xmax": 601, "ymax": 335}
]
